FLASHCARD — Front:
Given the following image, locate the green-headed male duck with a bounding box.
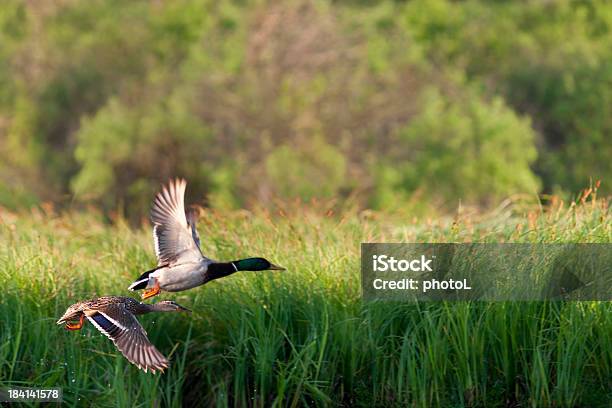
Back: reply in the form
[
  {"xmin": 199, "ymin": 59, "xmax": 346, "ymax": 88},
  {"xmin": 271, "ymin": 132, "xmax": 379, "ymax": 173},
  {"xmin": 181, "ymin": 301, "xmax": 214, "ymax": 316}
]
[{"xmin": 128, "ymin": 179, "xmax": 285, "ymax": 299}]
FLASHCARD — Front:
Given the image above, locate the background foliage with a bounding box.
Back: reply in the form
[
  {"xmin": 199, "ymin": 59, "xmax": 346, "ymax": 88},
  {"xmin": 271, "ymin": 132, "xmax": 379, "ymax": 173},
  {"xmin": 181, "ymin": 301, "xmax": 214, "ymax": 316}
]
[{"xmin": 0, "ymin": 0, "xmax": 610, "ymax": 216}]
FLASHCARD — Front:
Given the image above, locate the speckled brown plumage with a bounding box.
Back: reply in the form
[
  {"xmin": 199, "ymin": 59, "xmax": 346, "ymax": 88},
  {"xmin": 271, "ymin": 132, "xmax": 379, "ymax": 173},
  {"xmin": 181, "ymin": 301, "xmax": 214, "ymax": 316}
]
[{"xmin": 57, "ymin": 296, "xmax": 189, "ymax": 373}]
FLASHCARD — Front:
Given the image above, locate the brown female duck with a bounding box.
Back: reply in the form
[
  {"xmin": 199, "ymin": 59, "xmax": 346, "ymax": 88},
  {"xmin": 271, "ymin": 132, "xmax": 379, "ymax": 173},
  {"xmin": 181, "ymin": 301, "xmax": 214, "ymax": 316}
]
[{"xmin": 57, "ymin": 296, "xmax": 189, "ymax": 373}]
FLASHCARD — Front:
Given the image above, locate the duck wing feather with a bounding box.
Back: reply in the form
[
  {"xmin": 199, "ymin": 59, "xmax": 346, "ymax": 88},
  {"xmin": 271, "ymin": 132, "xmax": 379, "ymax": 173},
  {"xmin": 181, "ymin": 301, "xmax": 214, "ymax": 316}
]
[
  {"xmin": 151, "ymin": 179, "xmax": 206, "ymax": 266},
  {"xmin": 85, "ymin": 304, "xmax": 169, "ymax": 373},
  {"xmin": 186, "ymin": 206, "xmax": 201, "ymax": 250}
]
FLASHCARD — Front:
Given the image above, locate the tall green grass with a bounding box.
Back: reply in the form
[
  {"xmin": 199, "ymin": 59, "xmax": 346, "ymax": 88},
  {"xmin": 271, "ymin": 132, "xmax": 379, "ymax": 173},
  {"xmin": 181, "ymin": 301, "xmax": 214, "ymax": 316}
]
[{"xmin": 0, "ymin": 196, "xmax": 610, "ymax": 407}]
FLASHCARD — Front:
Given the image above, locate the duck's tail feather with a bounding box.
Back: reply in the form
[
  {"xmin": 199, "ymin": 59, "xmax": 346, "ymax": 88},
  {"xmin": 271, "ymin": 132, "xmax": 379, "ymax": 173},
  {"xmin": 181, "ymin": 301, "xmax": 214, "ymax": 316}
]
[{"xmin": 128, "ymin": 265, "xmax": 165, "ymax": 291}]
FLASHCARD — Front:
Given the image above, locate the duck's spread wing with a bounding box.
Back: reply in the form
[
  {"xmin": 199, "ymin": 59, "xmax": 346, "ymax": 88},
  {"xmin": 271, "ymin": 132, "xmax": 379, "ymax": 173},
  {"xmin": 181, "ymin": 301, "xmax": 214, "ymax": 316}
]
[
  {"xmin": 151, "ymin": 179, "xmax": 203, "ymax": 265},
  {"xmin": 85, "ymin": 305, "xmax": 168, "ymax": 373},
  {"xmin": 186, "ymin": 207, "xmax": 201, "ymax": 249}
]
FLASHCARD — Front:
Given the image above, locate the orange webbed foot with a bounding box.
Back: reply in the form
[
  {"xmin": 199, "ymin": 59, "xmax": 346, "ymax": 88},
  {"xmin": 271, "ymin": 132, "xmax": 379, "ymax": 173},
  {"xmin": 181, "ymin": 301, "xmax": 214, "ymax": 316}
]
[
  {"xmin": 141, "ymin": 280, "xmax": 161, "ymax": 300},
  {"xmin": 65, "ymin": 314, "xmax": 85, "ymax": 331}
]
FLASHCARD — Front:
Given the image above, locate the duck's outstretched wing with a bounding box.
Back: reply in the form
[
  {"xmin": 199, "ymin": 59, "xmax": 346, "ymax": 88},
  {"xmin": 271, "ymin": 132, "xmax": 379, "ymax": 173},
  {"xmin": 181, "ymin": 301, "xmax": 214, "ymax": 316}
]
[
  {"xmin": 85, "ymin": 305, "xmax": 168, "ymax": 373},
  {"xmin": 186, "ymin": 206, "xmax": 201, "ymax": 249},
  {"xmin": 151, "ymin": 179, "xmax": 204, "ymax": 266}
]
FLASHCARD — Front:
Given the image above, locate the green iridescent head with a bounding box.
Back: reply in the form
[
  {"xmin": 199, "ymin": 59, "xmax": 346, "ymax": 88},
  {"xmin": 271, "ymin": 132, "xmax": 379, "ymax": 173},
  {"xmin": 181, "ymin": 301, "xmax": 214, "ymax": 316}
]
[{"xmin": 234, "ymin": 257, "xmax": 285, "ymax": 271}]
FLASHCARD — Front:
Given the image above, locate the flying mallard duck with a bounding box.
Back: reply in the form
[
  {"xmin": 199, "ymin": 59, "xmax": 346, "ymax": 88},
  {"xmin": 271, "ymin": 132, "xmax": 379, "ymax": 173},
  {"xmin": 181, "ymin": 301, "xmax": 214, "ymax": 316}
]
[
  {"xmin": 128, "ymin": 179, "xmax": 285, "ymax": 299},
  {"xmin": 57, "ymin": 296, "xmax": 190, "ymax": 373}
]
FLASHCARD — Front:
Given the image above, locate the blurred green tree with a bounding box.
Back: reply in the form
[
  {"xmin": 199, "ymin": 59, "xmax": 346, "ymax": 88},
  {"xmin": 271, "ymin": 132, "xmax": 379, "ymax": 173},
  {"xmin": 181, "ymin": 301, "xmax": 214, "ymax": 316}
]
[{"xmin": 397, "ymin": 87, "xmax": 539, "ymax": 205}]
